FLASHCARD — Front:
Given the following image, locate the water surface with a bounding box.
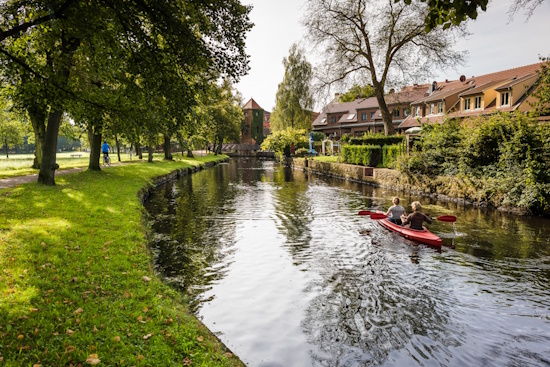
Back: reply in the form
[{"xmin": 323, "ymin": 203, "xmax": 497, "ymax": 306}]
[{"xmin": 145, "ymin": 159, "xmax": 550, "ymax": 367}]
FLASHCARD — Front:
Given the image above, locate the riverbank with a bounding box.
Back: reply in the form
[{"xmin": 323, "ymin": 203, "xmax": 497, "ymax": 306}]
[
  {"xmin": 294, "ymin": 157, "xmax": 535, "ymax": 215},
  {"xmin": 0, "ymin": 156, "xmax": 244, "ymax": 366}
]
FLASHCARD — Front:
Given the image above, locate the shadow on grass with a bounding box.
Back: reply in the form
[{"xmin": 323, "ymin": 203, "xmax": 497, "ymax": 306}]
[{"xmin": 0, "ymin": 158, "xmax": 241, "ymax": 366}]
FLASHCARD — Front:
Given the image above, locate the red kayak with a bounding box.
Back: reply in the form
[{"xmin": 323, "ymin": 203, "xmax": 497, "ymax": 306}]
[{"xmin": 373, "ymin": 211, "xmax": 443, "ymax": 247}]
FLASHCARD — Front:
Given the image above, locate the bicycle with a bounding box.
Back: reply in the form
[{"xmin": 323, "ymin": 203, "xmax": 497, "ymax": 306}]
[{"xmin": 103, "ymin": 153, "xmax": 111, "ymax": 166}]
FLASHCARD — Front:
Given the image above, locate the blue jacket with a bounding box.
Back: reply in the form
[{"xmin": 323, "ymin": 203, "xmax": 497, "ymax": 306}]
[{"xmin": 101, "ymin": 143, "xmax": 109, "ymax": 153}]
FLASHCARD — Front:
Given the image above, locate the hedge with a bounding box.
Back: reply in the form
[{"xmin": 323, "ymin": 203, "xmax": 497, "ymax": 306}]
[
  {"xmin": 341, "ymin": 144, "xmax": 382, "ymax": 166},
  {"xmin": 349, "ymin": 134, "xmax": 404, "ymax": 146},
  {"xmin": 382, "ymin": 144, "xmax": 402, "ymax": 168}
]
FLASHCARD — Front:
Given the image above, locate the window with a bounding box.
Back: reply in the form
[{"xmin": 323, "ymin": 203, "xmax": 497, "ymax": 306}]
[
  {"xmin": 244, "ymin": 111, "xmax": 248, "ymax": 117},
  {"xmin": 474, "ymin": 96, "xmax": 482, "ymax": 109},
  {"xmin": 321, "ymin": 117, "xmax": 327, "ymax": 123},
  {"xmin": 464, "ymin": 98, "xmax": 471, "ymax": 111},
  {"xmin": 393, "ymin": 109, "xmax": 400, "ymax": 117},
  {"xmin": 361, "ymin": 113, "xmax": 367, "ymax": 121},
  {"xmin": 403, "ymin": 108, "xmax": 410, "ymax": 117},
  {"xmin": 331, "ymin": 116, "xmax": 336, "ymax": 124},
  {"xmin": 347, "ymin": 114, "xmax": 355, "ymax": 120},
  {"xmin": 500, "ymin": 92, "xmax": 509, "ymax": 106},
  {"xmin": 415, "ymin": 106, "xmax": 421, "ymax": 117},
  {"xmin": 370, "ymin": 112, "xmax": 375, "ymax": 119},
  {"xmin": 429, "ymin": 104, "xmax": 435, "ymax": 115},
  {"xmin": 437, "ymin": 102, "xmax": 444, "ymax": 114}
]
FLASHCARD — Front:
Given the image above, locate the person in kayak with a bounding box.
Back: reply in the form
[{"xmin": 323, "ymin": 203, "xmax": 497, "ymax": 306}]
[
  {"xmin": 400, "ymin": 201, "xmax": 432, "ymax": 230},
  {"xmin": 385, "ymin": 197, "xmax": 406, "ymax": 225}
]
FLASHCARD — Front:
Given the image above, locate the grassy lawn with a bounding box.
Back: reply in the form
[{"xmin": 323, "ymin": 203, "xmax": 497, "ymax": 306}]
[
  {"xmin": 0, "ymin": 152, "xmax": 208, "ymax": 179},
  {"xmin": 312, "ymin": 155, "xmax": 339, "ymax": 163},
  {"xmin": 0, "ymin": 155, "xmax": 244, "ymax": 366}
]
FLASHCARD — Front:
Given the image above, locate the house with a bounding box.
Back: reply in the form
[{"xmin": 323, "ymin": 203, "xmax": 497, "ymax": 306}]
[
  {"xmin": 312, "ymin": 62, "xmax": 545, "ymax": 138},
  {"xmin": 399, "ymin": 62, "xmax": 543, "ymax": 130},
  {"xmin": 312, "ymin": 84, "xmax": 428, "ymax": 137},
  {"xmin": 242, "ymin": 98, "xmax": 265, "ymax": 145}
]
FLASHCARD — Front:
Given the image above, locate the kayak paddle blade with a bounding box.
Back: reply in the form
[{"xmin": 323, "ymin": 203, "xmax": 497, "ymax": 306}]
[
  {"xmin": 369, "ymin": 213, "xmax": 388, "ymax": 220},
  {"xmin": 436, "ymin": 215, "xmax": 457, "ymax": 223},
  {"xmin": 358, "ymin": 210, "xmax": 372, "ymax": 216}
]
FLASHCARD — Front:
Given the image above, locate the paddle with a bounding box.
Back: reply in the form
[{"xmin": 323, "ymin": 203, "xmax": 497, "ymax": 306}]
[
  {"xmin": 363, "ymin": 212, "xmax": 457, "ymax": 223},
  {"xmin": 358, "ymin": 210, "xmax": 372, "ymax": 216}
]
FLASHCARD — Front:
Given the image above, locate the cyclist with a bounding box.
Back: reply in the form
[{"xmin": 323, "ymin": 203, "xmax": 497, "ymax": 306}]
[{"xmin": 101, "ymin": 141, "xmax": 110, "ymax": 164}]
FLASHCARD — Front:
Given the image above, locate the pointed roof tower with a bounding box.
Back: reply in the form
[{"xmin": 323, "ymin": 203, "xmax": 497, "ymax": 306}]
[{"xmin": 243, "ymin": 98, "xmax": 263, "ymax": 110}]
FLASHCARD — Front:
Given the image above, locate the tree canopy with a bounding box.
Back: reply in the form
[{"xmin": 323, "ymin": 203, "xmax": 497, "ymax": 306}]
[
  {"xmin": 339, "ymin": 84, "xmax": 376, "ymax": 102},
  {"xmin": 397, "ymin": 0, "xmax": 545, "ymax": 32},
  {"xmin": 0, "ymin": 0, "xmax": 252, "ymax": 184},
  {"xmin": 270, "ymin": 44, "xmax": 314, "ymax": 132},
  {"xmin": 304, "ymin": 0, "xmax": 465, "ymax": 135}
]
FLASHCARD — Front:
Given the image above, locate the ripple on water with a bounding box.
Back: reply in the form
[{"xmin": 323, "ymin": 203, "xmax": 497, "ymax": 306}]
[{"xmin": 144, "ymin": 159, "xmax": 550, "ymax": 367}]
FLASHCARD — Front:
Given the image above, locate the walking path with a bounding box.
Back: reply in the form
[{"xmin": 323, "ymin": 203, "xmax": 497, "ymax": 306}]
[
  {"xmin": 0, "ymin": 167, "xmax": 87, "ymax": 189},
  {"xmin": 0, "ymin": 163, "xmax": 128, "ymax": 190}
]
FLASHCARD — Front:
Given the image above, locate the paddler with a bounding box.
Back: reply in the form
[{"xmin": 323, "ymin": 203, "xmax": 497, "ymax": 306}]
[
  {"xmin": 401, "ymin": 201, "xmax": 432, "ymax": 230},
  {"xmin": 385, "ymin": 197, "xmax": 406, "ymax": 225}
]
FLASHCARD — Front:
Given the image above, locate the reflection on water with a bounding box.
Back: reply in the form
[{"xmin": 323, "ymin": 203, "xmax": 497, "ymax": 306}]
[{"xmin": 144, "ymin": 159, "xmax": 550, "ymax": 367}]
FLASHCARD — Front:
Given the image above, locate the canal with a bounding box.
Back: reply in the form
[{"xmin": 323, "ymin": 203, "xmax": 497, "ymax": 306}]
[{"xmin": 144, "ymin": 158, "xmax": 550, "ymax": 367}]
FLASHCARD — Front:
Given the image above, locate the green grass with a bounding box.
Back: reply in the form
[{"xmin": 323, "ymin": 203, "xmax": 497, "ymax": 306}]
[
  {"xmin": 312, "ymin": 155, "xmax": 339, "ymax": 163},
  {"xmin": 0, "ymin": 155, "xmax": 244, "ymax": 366},
  {"xmin": 0, "ymin": 152, "xmax": 208, "ymax": 179}
]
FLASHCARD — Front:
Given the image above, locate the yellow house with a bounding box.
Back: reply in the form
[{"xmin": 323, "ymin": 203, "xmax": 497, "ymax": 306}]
[{"xmin": 399, "ymin": 62, "xmax": 544, "ymax": 130}]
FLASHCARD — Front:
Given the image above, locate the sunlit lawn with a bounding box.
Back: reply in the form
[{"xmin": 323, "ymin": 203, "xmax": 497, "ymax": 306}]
[
  {"xmin": 0, "ymin": 151, "xmax": 205, "ymax": 179},
  {"xmin": 312, "ymin": 155, "xmax": 339, "ymax": 163},
  {"xmin": 0, "ymin": 155, "xmax": 243, "ymax": 366}
]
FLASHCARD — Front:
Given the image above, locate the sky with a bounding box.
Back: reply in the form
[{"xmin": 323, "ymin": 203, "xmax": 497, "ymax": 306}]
[{"xmin": 235, "ymin": 0, "xmax": 550, "ymax": 112}]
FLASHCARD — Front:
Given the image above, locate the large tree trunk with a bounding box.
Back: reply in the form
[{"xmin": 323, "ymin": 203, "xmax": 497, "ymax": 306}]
[
  {"xmin": 28, "ymin": 105, "xmax": 47, "ymax": 169},
  {"xmin": 37, "ymin": 110, "xmax": 63, "ymax": 185},
  {"xmin": 372, "ymin": 80, "xmax": 395, "ymax": 136},
  {"xmin": 36, "ymin": 34, "xmax": 80, "ymax": 185},
  {"xmin": 115, "ymin": 133, "xmax": 121, "ymax": 162},
  {"xmin": 87, "ymin": 124, "xmax": 102, "ymax": 171},
  {"xmin": 163, "ymin": 133, "xmax": 173, "ymax": 160},
  {"xmin": 147, "ymin": 144, "xmax": 154, "ymax": 162}
]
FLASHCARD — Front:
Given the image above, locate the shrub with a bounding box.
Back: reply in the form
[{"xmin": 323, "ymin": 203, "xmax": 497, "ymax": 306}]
[
  {"xmin": 382, "ymin": 144, "xmax": 402, "ymax": 168},
  {"xmin": 341, "ymin": 144, "xmax": 381, "ymax": 166},
  {"xmin": 295, "ymin": 147, "xmax": 309, "ymax": 157},
  {"xmin": 348, "ymin": 133, "xmax": 404, "ymax": 147},
  {"xmin": 396, "ymin": 112, "xmax": 550, "ymax": 213},
  {"xmin": 261, "ymin": 128, "xmax": 308, "ymax": 154}
]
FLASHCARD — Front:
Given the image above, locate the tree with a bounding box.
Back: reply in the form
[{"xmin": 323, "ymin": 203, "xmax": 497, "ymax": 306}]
[
  {"xmin": 304, "ymin": 0, "xmax": 465, "ymax": 135},
  {"xmin": 532, "ymin": 59, "xmax": 550, "ymax": 116},
  {"xmin": 339, "ymin": 84, "xmax": 375, "ymax": 102},
  {"xmin": 0, "ymin": 0, "xmax": 252, "ymax": 184},
  {"xmin": 397, "ymin": 0, "xmax": 545, "ymax": 32},
  {"xmin": 270, "ymin": 44, "xmax": 314, "ymax": 132},
  {"xmin": 203, "ymin": 80, "xmax": 243, "ymax": 154},
  {"xmin": 0, "ymin": 97, "xmax": 26, "ymax": 158}
]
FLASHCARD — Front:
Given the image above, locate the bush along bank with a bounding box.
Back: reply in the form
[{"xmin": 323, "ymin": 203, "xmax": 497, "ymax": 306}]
[
  {"xmin": 393, "ymin": 113, "xmax": 550, "ymax": 215},
  {"xmin": 0, "ymin": 156, "xmax": 244, "ymax": 366},
  {"xmin": 296, "ymin": 113, "xmax": 549, "ymax": 215}
]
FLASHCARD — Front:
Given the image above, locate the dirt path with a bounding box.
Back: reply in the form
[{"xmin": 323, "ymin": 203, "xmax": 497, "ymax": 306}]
[{"xmin": 0, "ymin": 168, "xmax": 87, "ymax": 189}]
